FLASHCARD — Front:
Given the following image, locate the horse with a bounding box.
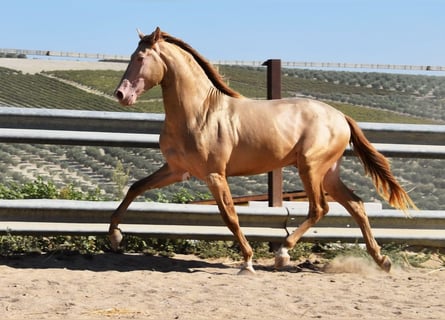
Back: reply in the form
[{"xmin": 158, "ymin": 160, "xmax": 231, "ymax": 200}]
[{"xmin": 110, "ymin": 27, "xmax": 416, "ymax": 274}]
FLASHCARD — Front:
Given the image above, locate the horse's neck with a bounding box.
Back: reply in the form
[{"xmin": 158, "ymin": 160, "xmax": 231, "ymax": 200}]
[{"xmin": 160, "ymin": 44, "xmax": 215, "ymax": 123}]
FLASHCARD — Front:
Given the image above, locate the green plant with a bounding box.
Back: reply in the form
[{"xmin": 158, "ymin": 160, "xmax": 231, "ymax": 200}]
[
  {"xmin": 0, "ymin": 177, "xmax": 104, "ymax": 201},
  {"xmin": 381, "ymin": 243, "xmax": 433, "ymax": 268},
  {"xmin": 154, "ymin": 187, "xmax": 211, "ymax": 204},
  {"xmin": 20, "ymin": 176, "xmax": 58, "ymax": 199},
  {"xmin": 0, "ymin": 234, "xmax": 111, "ymax": 256},
  {"xmin": 288, "ymin": 242, "xmax": 319, "ymax": 260},
  {"xmin": 0, "ymin": 183, "xmax": 23, "ymax": 199},
  {"xmin": 58, "ymin": 183, "xmax": 86, "ymax": 200},
  {"xmin": 112, "ymin": 160, "xmax": 130, "ymax": 199},
  {"xmin": 195, "ymin": 240, "xmax": 242, "ymax": 260},
  {"xmin": 0, "ymin": 233, "xmax": 43, "ymax": 255}
]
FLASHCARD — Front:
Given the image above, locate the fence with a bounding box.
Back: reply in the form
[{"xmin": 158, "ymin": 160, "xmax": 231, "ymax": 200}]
[
  {"xmin": 2, "ymin": 48, "xmax": 445, "ymax": 72},
  {"xmin": 0, "ymin": 107, "xmax": 444, "ymax": 246},
  {"xmin": 0, "ymin": 107, "xmax": 443, "ymax": 156}
]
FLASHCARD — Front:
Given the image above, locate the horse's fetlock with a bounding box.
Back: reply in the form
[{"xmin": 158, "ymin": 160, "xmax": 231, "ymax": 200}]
[
  {"xmin": 284, "ymin": 238, "xmax": 295, "ymax": 249},
  {"xmin": 274, "ymin": 246, "xmax": 291, "ymax": 269},
  {"xmin": 109, "ymin": 228, "xmax": 123, "ymax": 251}
]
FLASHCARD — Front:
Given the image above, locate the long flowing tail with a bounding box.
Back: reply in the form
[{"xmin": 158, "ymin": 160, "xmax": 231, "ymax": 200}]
[{"xmin": 345, "ymin": 115, "xmax": 417, "ymax": 212}]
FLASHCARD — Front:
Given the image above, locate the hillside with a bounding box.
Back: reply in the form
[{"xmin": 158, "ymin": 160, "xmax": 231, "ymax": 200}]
[
  {"xmin": 43, "ymin": 66, "xmax": 444, "ymax": 123},
  {"xmin": 0, "ymin": 58, "xmax": 443, "ymax": 210}
]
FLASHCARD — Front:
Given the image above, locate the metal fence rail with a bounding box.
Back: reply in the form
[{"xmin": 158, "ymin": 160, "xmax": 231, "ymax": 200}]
[
  {"xmin": 0, "ymin": 107, "xmax": 444, "ymax": 157},
  {"xmin": 0, "ymin": 107, "xmax": 444, "ymax": 246},
  {"xmin": 0, "ymin": 200, "xmax": 444, "ymax": 247}
]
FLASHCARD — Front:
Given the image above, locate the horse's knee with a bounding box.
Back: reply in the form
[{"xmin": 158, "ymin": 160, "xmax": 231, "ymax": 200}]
[
  {"xmin": 205, "ymin": 173, "xmax": 224, "ymax": 186},
  {"xmin": 205, "ymin": 173, "xmax": 233, "ymax": 207}
]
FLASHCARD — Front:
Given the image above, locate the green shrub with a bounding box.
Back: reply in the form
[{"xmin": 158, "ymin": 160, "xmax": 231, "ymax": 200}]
[
  {"xmin": 0, "ymin": 177, "xmax": 102, "ymax": 201},
  {"xmin": 20, "ymin": 176, "xmax": 58, "ymax": 199}
]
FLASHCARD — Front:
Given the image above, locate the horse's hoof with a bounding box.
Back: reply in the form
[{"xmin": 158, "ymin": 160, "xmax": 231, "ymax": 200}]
[
  {"xmin": 109, "ymin": 228, "xmax": 123, "ymax": 251},
  {"xmin": 238, "ymin": 266, "xmax": 256, "ymax": 276},
  {"xmin": 237, "ymin": 260, "xmax": 256, "ymax": 276},
  {"xmin": 275, "ymin": 255, "xmax": 291, "ymax": 270},
  {"xmin": 380, "ymin": 255, "xmax": 392, "ymax": 273},
  {"xmin": 274, "ymin": 247, "xmax": 291, "ymax": 269}
]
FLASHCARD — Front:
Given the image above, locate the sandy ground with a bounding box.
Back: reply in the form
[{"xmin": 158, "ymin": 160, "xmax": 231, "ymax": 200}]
[
  {"xmin": 0, "ymin": 58, "xmax": 127, "ymax": 74},
  {"xmin": 0, "ymin": 253, "xmax": 444, "ymax": 320}
]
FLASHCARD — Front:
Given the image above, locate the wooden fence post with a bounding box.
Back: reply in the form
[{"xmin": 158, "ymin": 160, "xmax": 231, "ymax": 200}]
[{"xmin": 262, "ymin": 59, "xmax": 283, "ymax": 207}]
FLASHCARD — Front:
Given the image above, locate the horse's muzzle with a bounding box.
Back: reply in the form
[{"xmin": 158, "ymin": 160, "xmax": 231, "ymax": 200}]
[
  {"xmin": 114, "ymin": 79, "xmax": 138, "ymax": 106},
  {"xmin": 114, "ymin": 78, "xmax": 146, "ymax": 106},
  {"xmin": 115, "ymin": 89, "xmax": 125, "ymax": 101}
]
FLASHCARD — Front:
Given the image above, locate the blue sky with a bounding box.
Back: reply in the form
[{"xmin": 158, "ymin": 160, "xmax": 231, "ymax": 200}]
[{"xmin": 1, "ymin": 0, "xmax": 444, "ymax": 66}]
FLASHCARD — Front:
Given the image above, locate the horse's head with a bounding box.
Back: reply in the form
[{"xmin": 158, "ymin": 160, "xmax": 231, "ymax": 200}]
[{"xmin": 115, "ymin": 27, "xmax": 167, "ymax": 106}]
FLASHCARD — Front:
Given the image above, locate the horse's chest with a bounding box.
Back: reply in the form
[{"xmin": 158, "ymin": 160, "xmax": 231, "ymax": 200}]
[{"xmin": 159, "ymin": 132, "xmax": 204, "ymax": 166}]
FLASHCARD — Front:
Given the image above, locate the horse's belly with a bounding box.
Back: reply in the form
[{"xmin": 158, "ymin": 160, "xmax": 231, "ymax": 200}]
[{"xmin": 225, "ymin": 147, "xmax": 297, "ymax": 176}]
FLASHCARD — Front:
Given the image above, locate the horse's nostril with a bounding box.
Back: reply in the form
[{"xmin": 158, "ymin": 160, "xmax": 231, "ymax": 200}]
[{"xmin": 115, "ymin": 90, "xmax": 124, "ymax": 100}]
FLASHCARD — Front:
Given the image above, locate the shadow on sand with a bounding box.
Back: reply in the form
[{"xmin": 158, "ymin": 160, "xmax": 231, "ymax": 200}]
[{"xmin": 0, "ymin": 252, "xmax": 234, "ymax": 273}]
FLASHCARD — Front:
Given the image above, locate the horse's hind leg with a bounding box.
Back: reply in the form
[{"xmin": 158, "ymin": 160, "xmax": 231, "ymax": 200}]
[
  {"xmin": 205, "ymin": 173, "xmax": 254, "ymax": 274},
  {"xmin": 323, "ymin": 164, "xmax": 391, "ymax": 272},
  {"xmin": 275, "ymin": 162, "xmax": 330, "ymax": 269}
]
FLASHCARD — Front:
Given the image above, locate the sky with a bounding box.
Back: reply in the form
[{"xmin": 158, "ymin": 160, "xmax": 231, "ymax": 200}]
[{"xmin": 1, "ymin": 0, "xmax": 444, "ymax": 66}]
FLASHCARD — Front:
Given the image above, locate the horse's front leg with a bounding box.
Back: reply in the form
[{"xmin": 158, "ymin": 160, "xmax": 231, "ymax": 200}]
[
  {"xmin": 109, "ymin": 163, "xmax": 186, "ymax": 250},
  {"xmin": 205, "ymin": 173, "xmax": 255, "ymax": 274}
]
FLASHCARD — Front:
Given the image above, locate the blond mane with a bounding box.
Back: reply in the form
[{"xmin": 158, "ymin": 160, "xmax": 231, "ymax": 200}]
[{"xmin": 140, "ymin": 31, "xmax": 242, "ymax": 98}]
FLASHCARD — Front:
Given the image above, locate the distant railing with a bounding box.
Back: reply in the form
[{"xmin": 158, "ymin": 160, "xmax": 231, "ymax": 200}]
[
  {"xmin": 214, "ymin": 60, "xmax": 445, "ymax": 72},
  {"xmin": 0, "ymin": 106, "xmax": 444, "ymax": 246},
  {"xmin": 2, "ymin": 48, "xmax": 445, "ymax": 72},
  {"xmin": 0, "ymin": 48, "xmax": 129, "ymax": 61}
]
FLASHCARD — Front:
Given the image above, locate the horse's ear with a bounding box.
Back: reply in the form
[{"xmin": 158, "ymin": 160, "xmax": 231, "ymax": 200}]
[
  {"xmin": 137, "ymin": 28, "xmax": 145, "ymax": 40},
  {"xmin": 153, "ymin": 26, "xmax": 162, "ymax": 42}
]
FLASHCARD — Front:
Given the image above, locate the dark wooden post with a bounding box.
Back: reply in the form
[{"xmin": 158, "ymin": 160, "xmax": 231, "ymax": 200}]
[{"xmin": 262, "ymin": 59, "xmax": 283, "ymax": 207}]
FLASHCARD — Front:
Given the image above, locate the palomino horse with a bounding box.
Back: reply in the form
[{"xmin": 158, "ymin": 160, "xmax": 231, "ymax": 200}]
[{"xmin": 110, "ymin": 27, "xmax": 416, "ymax": 273}]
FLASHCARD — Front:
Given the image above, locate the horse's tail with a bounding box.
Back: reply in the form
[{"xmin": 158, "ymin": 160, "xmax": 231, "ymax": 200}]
[{"xmin": 345, "ymin": 115, "xmax": 417, "ymax": 212}]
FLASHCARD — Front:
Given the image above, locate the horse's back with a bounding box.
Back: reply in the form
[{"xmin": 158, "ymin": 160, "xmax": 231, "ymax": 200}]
[
  {"xmin": 222, "ymin": 97, "xmax": 350, "ymax": 175},
  {"xmin": 235, "ymin": 97, "xmax": 346, "ymax": 123},
  {"xmin": 233, "ymin": 97, "xmax": 350, "ymax": 145}
]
